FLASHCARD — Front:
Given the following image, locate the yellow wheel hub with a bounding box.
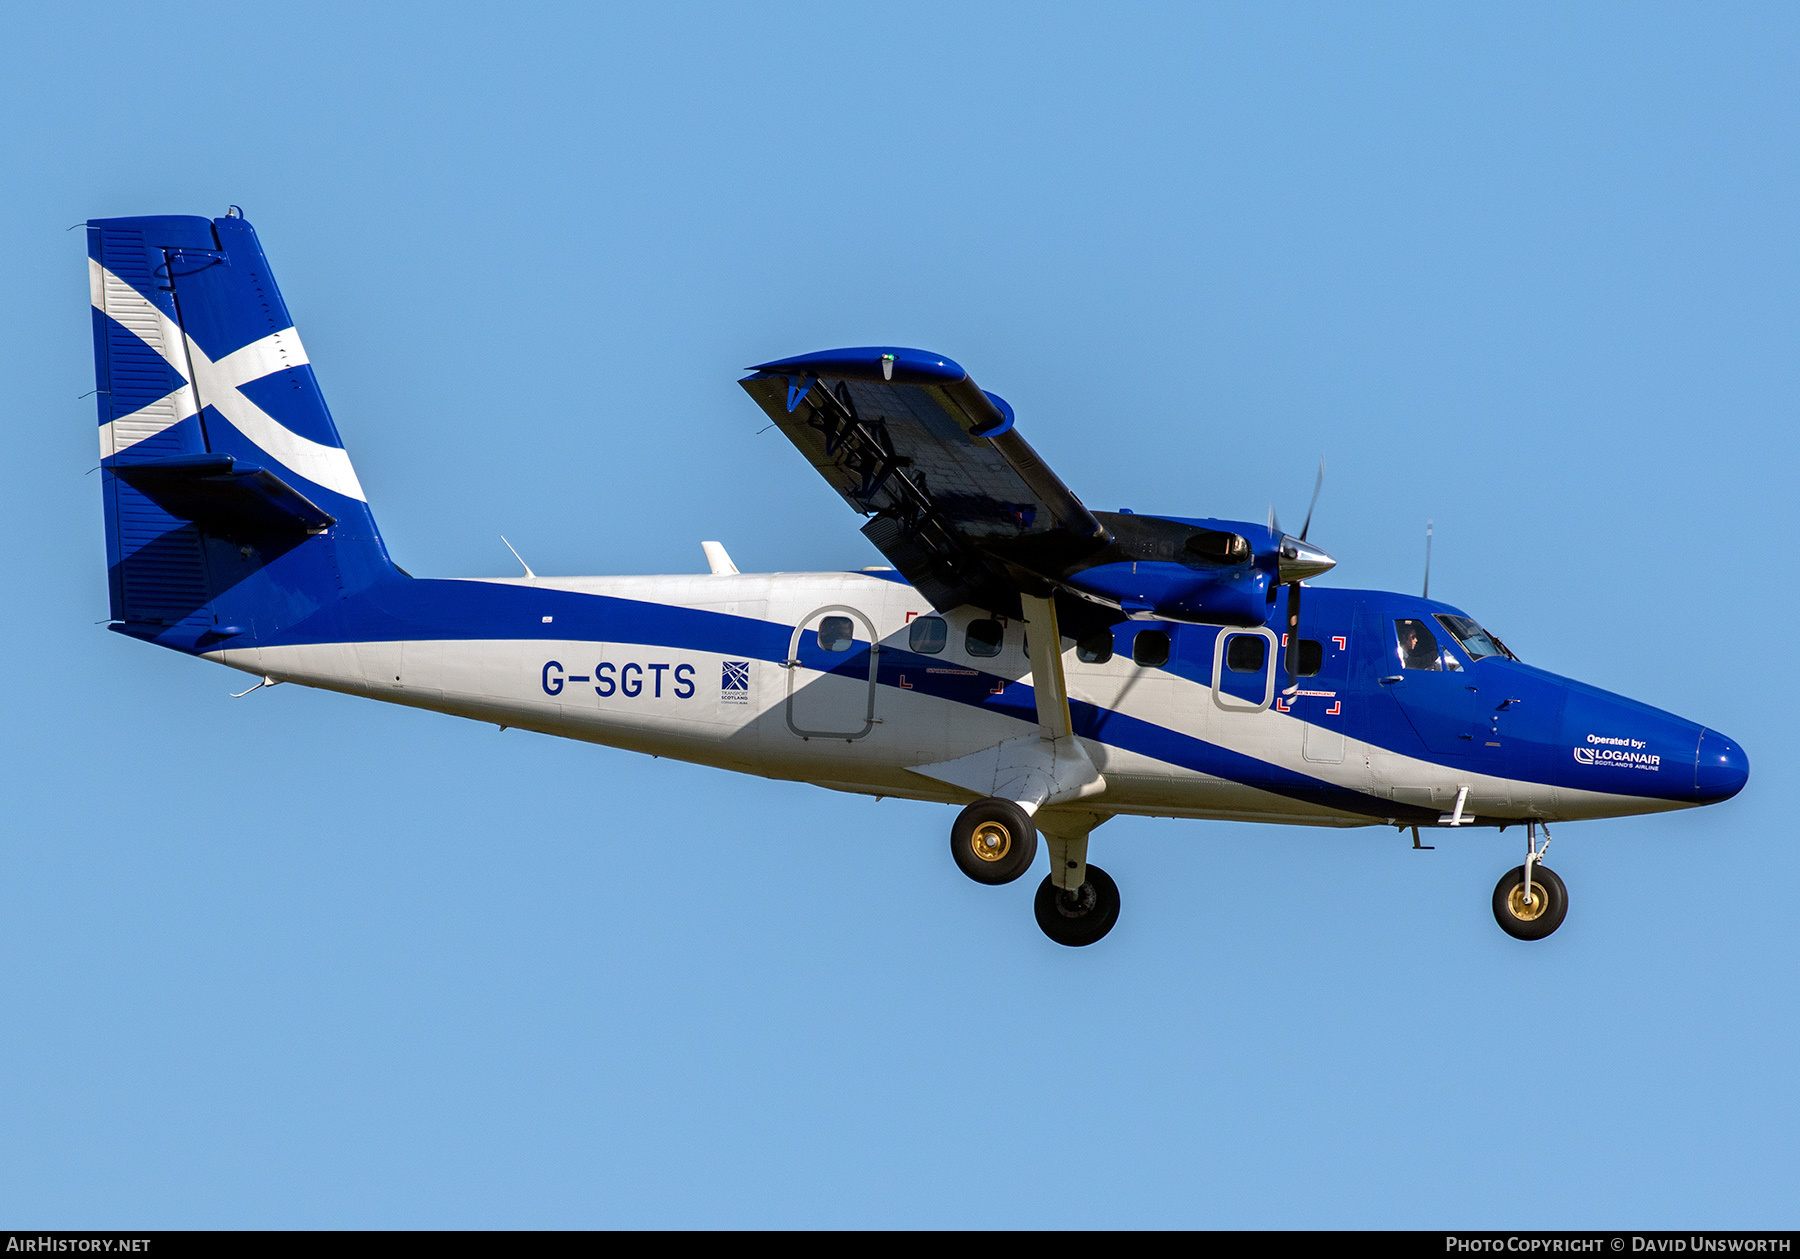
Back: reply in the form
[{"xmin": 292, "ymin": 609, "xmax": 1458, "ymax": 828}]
[
  {"xmin": 1507, "ymin": 879, "xmax": 1550, "ymax": 922},
  {"xmin": 970, "ymin": 821, "xmax": 1012, "ymax": 863}
]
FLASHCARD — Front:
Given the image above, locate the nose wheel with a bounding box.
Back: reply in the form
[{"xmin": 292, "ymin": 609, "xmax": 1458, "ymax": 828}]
[
  {"xmin": 1034, "ymin": 865, "xmax": 1120, "ymax": 947},
  {"xmin": 1492, "ymin": 822, "xmax": 1568, "ymax": 940}
]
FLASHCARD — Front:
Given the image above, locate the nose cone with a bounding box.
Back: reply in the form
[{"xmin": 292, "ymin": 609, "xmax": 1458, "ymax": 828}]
[
  {"xmin": 1695, "ymin": 729, "xmax": 1749, "ymax": 803},
  {"xmin": 1278, "ymin": 536, "xmax": 1336, "ymax": 583}
]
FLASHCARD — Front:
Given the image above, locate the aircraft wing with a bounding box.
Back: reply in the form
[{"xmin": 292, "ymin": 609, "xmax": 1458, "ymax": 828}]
[{"xmin": 739, "ymin": 347, "xmax": 1110, "ymax": 614}]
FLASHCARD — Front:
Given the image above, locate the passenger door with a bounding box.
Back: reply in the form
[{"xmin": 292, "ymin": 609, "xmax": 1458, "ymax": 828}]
[
  {"xmin": 1212, "ymin": 627, "xmax": 1277, "ymax": 711},
  {"xmin": 786, "ymin": 604, "xmax": 880, "ymax": 740}
]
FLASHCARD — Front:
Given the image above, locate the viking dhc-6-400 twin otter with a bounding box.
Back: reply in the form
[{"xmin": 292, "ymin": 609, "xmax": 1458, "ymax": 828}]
[{"xmin": 86, "ymin": 212, "xmax": 1748, "ymax": 945}]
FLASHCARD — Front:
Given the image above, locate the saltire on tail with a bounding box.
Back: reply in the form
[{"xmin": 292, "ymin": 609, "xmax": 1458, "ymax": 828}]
[{"xmin": 87, "ymin": 212, "xmax": 400, "ymax": 652}]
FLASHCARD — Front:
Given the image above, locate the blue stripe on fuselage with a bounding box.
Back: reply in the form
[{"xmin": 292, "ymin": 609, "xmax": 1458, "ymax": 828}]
[{"xmin": 234, "ymin": 577, "xmax": 1700, "ymax": 814}]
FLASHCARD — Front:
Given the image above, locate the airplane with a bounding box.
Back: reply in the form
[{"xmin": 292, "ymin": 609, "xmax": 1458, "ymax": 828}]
[{"xmin": 83, "ymin": 210, "xmax": 1749, "ymax": 947}]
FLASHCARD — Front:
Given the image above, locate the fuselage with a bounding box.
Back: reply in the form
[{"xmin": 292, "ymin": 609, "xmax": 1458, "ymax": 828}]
[{"xmin": 205, "ymin": 568, "xmax": 1748, "ymax": 828}]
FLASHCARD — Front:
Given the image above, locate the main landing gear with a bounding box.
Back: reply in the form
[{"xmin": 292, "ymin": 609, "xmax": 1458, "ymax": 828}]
[
  {"xmin": 950, "ymin": 798, "xmax": 1119, "ymax": 946},
  {"xmin": 1492, "ymin": 821, "xmax": 1568, "ymax": 941},
  {"xmin": 950, "ymin": 797, "xmax": 1039, "ymax": 885},
  {"xmin": 1034, "ymin": 865, "xmax": 1120, "ymax": 947}
]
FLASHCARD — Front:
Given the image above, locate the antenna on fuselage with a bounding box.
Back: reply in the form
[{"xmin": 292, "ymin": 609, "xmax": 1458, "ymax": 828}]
[
  {"xmin": 1422, "ymin": 520, "xmax": 1433, "ymax": 599},
  {"xmin": 501, "ymin": 535, "xmax": 537, "ymax": 579}
]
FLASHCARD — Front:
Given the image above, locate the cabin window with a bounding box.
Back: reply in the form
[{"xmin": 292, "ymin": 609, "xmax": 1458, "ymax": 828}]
[
  {"xmin": 1133, "ymin": 629, "xmax": 1170, "ymax": 667},
  {"xmin": 908, "ymin": 616, "xmax": 947, "ymax": 655},
  {"xmin": 1076, "ymin": 629, "xmax": 1114, "ymax": 665},
  {"xmin": 1226, "ymin": 634, "xmax": 1267, "ymax": 673},
  {"xmin": 817, "ymin": 616, "xmax": 854, "ymax": 653},
  {"xmin": 1394, "ymin": 618, "xmax": 1442, "ymax": 671},
  {"xmin": 1434, "ymin": 613, "xmax": 1509, "ymax": 662},
  {"xmin": 1296, "ymin": 639, "xmax": 1322, "ymax": 677},
  {"xmin": 965, "ymin": 618, "xmax": 1004, "ymax": 658}
]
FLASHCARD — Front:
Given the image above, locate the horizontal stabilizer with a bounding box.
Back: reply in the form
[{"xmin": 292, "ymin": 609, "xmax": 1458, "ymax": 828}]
[{"xmin": 111, "ymin": 453, "xmax": 336, "ymax": 538}]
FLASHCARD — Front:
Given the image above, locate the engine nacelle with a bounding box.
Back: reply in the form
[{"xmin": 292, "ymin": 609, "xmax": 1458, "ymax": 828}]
[{"xmin": 1061, "ymin": 512, "xmax": 1329, "ymax": 626}]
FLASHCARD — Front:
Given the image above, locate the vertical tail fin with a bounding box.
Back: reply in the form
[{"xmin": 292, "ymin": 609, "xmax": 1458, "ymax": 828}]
[{"xmin": 87, "ymin": 212, "xmax": 399, "ymax": 652}]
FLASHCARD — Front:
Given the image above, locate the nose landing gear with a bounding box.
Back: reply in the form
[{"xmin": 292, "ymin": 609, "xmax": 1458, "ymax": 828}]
[{"xmin": 1492, "ymin": 821, "xmax": 1568, "ymax": 940}]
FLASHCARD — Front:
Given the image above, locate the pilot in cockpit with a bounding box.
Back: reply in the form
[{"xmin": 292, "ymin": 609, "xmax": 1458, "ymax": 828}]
[{"xmin": 1396, "ymin": 618, "xmax": 1442, "ymax": 671}]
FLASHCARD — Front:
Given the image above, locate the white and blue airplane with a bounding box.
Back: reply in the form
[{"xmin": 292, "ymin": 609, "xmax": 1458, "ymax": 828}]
[{"xmin": 85, "ymin": 211, "xmax": 1748, "ymax": 946}]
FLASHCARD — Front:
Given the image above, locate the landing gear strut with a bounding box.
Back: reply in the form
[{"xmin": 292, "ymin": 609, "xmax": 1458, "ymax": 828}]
[
  {"xmin": 1030, "ymin": 811, "xmax": 1118, "ymax": 946},
  {"xmin": 1492, "ymin": 821, "xmax": 1568, "ymax": 940}
]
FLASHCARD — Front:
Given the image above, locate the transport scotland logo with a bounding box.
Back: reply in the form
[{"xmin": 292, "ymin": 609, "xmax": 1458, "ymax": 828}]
[{"xmin": 721, "ymin": 660, "xmax": 750, "ymax": 704}]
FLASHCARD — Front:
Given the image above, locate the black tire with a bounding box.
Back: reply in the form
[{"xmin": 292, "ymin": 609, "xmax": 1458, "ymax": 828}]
[
  {"xmin": 1034, "ymin": 865, "xmax": 1121, "ymax": 947},
  {"xmin": 950, "ymin": 798, "xmax": 1039, "ymax": 885},
  {"xmin": 1492, "ymin": 863, "xmax": 1568, "ymax": 940}
]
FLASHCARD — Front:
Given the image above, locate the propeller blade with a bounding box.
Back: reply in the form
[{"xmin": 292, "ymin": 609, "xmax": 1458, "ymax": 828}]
[
  {"xmin": 1284, "ymin": 580, "xmax": 1303, "ymax": 694},
  {"xmin": 1422, "ymin": 519, "xmax": 1433, "ymax": 599},
  {"xmin": 1299, "ymin": 458, "xmax": 1324, "ymax": 542},
  {"xmin": 1268, "ymin": 503, "xmax": 1281, "ymax": 537}
]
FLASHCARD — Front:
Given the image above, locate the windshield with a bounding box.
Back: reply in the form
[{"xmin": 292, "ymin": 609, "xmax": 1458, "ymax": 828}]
[{"xmin": 1434, "ymin": 613, "xmax": 1516, "ymax": 662}]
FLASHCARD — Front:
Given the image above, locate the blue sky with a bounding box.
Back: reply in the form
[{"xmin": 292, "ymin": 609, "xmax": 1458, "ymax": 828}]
[{"xmin": 2, "ymin": 2, "xmax": 1794, "ymax": 1227}]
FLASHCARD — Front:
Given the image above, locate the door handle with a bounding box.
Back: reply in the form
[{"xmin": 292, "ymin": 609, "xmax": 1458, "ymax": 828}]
[{"xmin": 1380, "ymin": 675, "xmax": 1403, "ymax": 685}]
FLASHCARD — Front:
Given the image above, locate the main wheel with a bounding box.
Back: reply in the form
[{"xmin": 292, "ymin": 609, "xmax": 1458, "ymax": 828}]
[
  {"xmin": 950, "ymin": 797, "xmax": 1039, "ymax": 885},
  {"xmin": 1034, "ymin": 865, "xmax": 1120, "ymax": 947},
  {"xmin": 1492, "ymin": 863, "xmax": 1568, "ymax": 940}
]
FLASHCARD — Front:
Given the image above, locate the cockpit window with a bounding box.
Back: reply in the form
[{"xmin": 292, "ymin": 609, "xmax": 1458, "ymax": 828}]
[
  {"xmin": 1394, "ymin": 619, "xmax": 1442, "ymax": 671},
  {"xmin": 1434, "ymin": 614, "xmax": 1513, "ymax": 662}
]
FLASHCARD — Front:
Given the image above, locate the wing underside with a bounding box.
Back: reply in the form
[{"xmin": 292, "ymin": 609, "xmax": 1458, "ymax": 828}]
[{"xmin": 740, "ymin": 347, "xmax": 1108, "ymax": 615}]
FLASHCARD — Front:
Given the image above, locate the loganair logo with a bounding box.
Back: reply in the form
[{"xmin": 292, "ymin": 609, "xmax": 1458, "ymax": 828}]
[{"xmin": 1573, "ymin": 733, "xmax": 1661, "ymax": 771}]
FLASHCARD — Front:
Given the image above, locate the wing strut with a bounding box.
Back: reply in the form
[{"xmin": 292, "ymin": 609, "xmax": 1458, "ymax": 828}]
[
  {"xmin": 1020, "ymin": 592, "xmax": 1074, "ymax": 742},
  {"xmin": 906, "ymin": 595, "xmax": 1105, "ymax": 810}
]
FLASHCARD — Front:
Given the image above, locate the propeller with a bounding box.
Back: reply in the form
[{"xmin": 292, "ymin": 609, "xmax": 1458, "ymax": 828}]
[
  {"xmin": 1277, "ymin": 459, "xmax": 1333, "ymax": 694},
  {"xmin": 1298, "ymin": 459, "xmax": 1324, "ymax": 543}
]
